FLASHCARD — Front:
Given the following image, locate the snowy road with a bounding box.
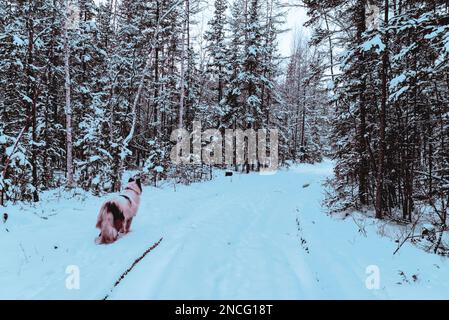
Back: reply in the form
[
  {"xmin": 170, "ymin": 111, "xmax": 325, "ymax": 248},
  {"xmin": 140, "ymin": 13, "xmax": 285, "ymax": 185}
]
[{"xmin": 1, "ymin": 160, "xmax": 449, "ymax": 299}]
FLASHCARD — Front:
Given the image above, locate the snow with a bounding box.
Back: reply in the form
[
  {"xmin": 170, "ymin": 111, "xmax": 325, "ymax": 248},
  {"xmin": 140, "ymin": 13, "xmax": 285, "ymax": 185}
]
[
  {"xmin": 12, "ymin": 35, "xmax": 25, "ymax": 46},
  {"xmin": 0, "ymin": 135, "xmax": 9, "ymax": 144},
  {"xmin": 389, "ymin": 74, "xmax": 406, "ymax": 90},
  {"xmin": 1, "ymin": 160, "xmax": 449, "ymax": 299},
  {"xmin": 155, "ymin": 166, "xmax": 164, "ymax": 173},
  {"xmin": 393, "ymin": 44, "xmax": 416, "ymax": 61},
  {"xmin": 389, "ymin": 85, "xmax": 409, "ymax": 102},
  {"xmin": 361, "ymin": 34, "xmax": 385, "ymax": 54},
  {"xmin": 424, "ymin": 26, "xmax": 447, "ymax": 40}
]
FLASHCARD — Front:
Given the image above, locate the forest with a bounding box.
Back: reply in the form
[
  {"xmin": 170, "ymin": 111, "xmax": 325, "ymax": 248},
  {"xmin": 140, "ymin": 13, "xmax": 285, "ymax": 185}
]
[
  {"xmin": 0, "ymin": 0, "xmax": 328, "ymax": 200},
  {"xmin": 1, "ymin": 0, "xmax": 449, "ymax": 255}
]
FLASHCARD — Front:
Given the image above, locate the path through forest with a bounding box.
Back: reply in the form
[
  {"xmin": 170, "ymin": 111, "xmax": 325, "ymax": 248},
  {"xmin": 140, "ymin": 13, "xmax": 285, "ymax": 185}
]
[{"xmin": 1, "ymin": 160, "xmax": 449, "ymax": 299}]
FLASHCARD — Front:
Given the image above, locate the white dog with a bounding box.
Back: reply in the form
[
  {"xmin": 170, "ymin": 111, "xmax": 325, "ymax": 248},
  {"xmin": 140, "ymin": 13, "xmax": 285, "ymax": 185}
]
[{"xmin": 95, "ymin": 177, "xmax": 142, "ymax": 244}]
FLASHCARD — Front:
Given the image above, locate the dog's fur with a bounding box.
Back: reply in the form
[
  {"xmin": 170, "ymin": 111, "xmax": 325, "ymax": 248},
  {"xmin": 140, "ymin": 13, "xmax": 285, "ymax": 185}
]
[{"xmin": 95, "ymin": 177, "xmax": 142, "ymax": 244}]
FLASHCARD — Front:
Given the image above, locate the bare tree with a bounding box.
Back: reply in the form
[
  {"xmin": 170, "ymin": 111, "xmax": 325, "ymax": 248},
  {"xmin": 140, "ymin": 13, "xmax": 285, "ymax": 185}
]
[
  {"xmin": 63, "ymin": 0, "xmax": 74, "ymax": 188},
  {"xmin": 375, "ymin": 0, "xmax": 389, "ymax": 219}
]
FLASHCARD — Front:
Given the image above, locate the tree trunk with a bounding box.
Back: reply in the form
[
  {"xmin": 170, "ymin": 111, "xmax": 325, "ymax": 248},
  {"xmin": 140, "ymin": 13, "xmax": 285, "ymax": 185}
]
[
  {"xmin": 64, "ymin": 0, "xmax": 74, "ymax": 189},
  {"xmin": 26, "ymin": 10, "xmax": 39, "ymax": 202},
  {"xmin": 376, "ymin": 0, "xmax": 389, "ymax": 219},
  {"xmin": 178, "ymin": 0, "xmax": 188, "ymax": 129},
  {"xmin": 356, "ymin": 0, "xmax": 368, "ymax": 206},
  {"xmin": 300, "ymin": 85, "xmax": 307, "ymax": 162}
]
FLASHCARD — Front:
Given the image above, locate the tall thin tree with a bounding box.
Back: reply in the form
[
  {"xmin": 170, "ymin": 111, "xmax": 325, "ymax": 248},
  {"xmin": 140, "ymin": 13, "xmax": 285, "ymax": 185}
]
[{"xmin": 64, "ymin": 0, "xmax": 74, "ymax": 188}]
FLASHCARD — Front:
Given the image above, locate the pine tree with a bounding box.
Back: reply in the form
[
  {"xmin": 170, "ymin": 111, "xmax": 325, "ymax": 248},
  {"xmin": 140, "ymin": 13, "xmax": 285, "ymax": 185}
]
[
  {"xmin": 204, "ymin": 0, "xmax": 229, "ymax": 108},
  {"xmin": 303, "ymin": 0, "xmax": 449, "ymax": 242}
]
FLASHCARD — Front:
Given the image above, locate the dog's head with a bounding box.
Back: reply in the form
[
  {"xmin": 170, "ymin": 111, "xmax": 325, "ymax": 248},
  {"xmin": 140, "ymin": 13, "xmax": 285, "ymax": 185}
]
[
  {"xmin": 96, "ymin": 227, "xmax": 118, "ymax": 245},
  {"xmin": 126, "ymin": 177, "xmax": 142, "ymax": 195}
]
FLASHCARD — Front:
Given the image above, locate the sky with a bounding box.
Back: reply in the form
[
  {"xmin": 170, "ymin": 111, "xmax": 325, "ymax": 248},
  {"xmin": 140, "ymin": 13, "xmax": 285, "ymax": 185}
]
[{"xmin": 278, "ymin": 2, "xmax": 309, "ymax": 57}]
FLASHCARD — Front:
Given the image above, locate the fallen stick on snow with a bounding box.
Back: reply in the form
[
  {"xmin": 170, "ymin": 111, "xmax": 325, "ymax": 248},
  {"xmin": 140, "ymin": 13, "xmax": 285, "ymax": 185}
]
[{"xmin": 103, "ymin": 237, "xmax": 163, "ymax": 300}]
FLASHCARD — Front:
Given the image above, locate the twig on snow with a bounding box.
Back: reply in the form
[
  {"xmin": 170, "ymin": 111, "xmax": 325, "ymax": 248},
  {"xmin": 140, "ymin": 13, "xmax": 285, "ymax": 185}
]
[{"xmin": 103, "ymin": 237, "xmax": 163, "ymax": 300}]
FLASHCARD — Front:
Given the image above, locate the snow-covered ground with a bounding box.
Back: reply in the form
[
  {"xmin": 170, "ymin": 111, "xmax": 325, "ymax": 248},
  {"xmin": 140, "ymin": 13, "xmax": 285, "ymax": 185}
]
[{"xmin": 1, "ymin": 160, "xmax": 449, "ymax": 299}]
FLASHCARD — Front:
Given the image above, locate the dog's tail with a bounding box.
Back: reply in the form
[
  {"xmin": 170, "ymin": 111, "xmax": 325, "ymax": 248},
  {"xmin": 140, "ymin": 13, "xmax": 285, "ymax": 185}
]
[{"xmin": 96, "ymin": 202, "xmax": 121, "ymax": 244}]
